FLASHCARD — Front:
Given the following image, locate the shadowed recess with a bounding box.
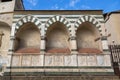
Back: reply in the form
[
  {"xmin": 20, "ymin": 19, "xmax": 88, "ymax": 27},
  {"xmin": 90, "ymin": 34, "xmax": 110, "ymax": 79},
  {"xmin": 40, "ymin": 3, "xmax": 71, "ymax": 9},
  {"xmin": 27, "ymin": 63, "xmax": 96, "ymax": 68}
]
[
  {"xmin": 46, "ymin": 22, "xmax": 70, "ymax": 53},
  {"xmin": 76, "ymin": 22, "xmax": 102, "ymax": 54},
  {"xmin": 15, "ymin": 22, "xmax": 40, "ymax": 53}
]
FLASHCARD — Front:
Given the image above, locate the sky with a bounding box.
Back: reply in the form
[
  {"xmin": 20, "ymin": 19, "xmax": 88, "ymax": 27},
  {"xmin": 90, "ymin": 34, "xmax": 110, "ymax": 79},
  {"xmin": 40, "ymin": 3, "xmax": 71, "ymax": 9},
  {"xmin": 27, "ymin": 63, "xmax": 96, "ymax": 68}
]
[{"xmin": 23, "ymin": 0, "xmax": 120, "ymax": 13}]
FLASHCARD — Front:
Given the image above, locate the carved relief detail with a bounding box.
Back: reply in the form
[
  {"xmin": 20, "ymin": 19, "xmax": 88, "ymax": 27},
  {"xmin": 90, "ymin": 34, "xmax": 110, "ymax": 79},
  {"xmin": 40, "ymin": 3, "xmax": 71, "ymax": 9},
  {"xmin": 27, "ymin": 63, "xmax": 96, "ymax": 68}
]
[
  {"xmin": 12, "ymin": 56, "xmax": 20, "ymax": 66},
  {"xmin": 54, "ymin": 55, "xmax": 64, "ymax": 66},
  {"xmin": 97, "ymin": 55, "xmax": 104, "ymax": 66},
  {"xmin": 64, "ymin": 55, "xmax": 71, "ymax": 66},
  {"xmin": 45, "ymin": 55, "xmax": 53, "ymax": 66},
  {"xmin": 22, "ymin": 55, "xmax": 31, "ymax": 66},
  {"xmin": 78, "ymin": 55, "xmax": 87, "ymax": 66},
  {"xmin": 87, "ymin": 55, "xmax": 96, "ymax": 66},
  {"xmin": 31, "ymin": 55, "xmax": 40, "ymax": 66}
]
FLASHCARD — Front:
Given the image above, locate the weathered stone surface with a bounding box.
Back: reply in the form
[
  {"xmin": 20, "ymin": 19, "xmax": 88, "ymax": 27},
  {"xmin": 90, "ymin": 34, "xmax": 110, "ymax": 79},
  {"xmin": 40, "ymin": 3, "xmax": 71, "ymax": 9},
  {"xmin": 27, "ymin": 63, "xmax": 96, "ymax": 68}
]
[
  {"xmin": 45, "ymin": 55, "xmax": 54, "ymax": 66},
  {"xmin": 31, "ymin": 55, "xmax": 40, "ymax": 66},
  {"xmin": 54, "ymin": 55, "xmax": 64, "ymax": 66},
  {"xmin": 97, "ymin": 55, "xmax": 104, "ymax": 66},
  {"xmin": 22, "ymin": 55, "xmax": 31, "ymax": 66},
  {"xmin": 0, "ymin": 76, "xmax": 119, "ymax": 80},
  {"xmin": 12, "ymin": 56, "xmax": 20, "ymax": 66},
  {"xmin": 78, "ymin": 55, "xmax": 87, "ymax": 66},
  {"xmin": 87, "ymin": 55, "xmax": 96, "ymax": 66}
]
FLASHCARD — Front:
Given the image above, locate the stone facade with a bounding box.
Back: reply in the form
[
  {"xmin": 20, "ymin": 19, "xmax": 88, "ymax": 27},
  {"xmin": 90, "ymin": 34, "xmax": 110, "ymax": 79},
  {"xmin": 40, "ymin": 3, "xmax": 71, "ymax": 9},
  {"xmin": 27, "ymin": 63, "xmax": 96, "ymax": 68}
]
[
  {"xmin": 1, "ymin": 10, "xmax": 113, "ymax": 75},
  {"xmin": 0, "ymin": 0, "xmax": 120, "ymax": 79},
  {"xmin": 105, "ymin": 11, "xmax": 120, "ymax": 45}
]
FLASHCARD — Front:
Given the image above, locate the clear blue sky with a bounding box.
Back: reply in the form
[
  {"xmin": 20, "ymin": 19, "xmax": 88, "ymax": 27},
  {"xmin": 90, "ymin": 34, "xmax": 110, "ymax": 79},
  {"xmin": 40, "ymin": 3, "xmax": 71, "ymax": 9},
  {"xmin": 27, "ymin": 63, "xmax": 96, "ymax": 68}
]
[{"xmin": 23, "ymin": 0, "xmax": 120, "ymax": 13}]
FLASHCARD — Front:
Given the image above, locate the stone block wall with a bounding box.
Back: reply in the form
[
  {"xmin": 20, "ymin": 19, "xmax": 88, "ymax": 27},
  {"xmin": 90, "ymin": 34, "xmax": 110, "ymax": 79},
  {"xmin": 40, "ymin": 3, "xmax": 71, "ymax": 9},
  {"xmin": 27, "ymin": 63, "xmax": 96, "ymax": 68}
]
[{"xmin": 0, "ymin": 10, "xmax": 113, "ymax": 76}]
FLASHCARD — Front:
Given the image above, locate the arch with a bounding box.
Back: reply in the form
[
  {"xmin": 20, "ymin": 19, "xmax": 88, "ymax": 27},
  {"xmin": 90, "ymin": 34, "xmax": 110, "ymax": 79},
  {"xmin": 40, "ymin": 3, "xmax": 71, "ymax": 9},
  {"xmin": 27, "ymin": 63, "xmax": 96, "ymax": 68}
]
[
  {"xmin": 15, "ymin": 22, "xmax": 41, "ymax": 53},
  {"xmin": 15, "ymin": 15, "xmax": 41, "ymax": 33},
  {"xmin": 45, "ymin": 15, "xmax": 71, "ymax": 35},
  {"xmin": 0, "ymin": 21, "xmax": 11, "ymax": 56},
  {"xmin": 75, "ymin": 16, "xmax": 102, "ymax": 34},
  {"xmin": 76, "ymin": 22, "xmax": 102, "ymax": 54},
  {"xmin": 0, "ymin": 21, "xmax": 11, "ymax": 28},
  {"xmin": 46, "ymin": 21, "xmax": 70, "ymax": 53}
]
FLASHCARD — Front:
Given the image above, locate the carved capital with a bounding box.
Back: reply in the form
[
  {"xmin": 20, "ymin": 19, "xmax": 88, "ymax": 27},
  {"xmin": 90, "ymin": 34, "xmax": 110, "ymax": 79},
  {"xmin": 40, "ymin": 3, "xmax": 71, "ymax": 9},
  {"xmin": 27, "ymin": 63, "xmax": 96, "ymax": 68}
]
[
  {"xmin": 69, "ymin": 36, "xmax": 76, "ymax": 40},
  {"xmin": 40, "ymin": 49, "xmax": 46, "ymax": 54},
  {"xmin": 103, "ymin": 49, "xmax": 109, "ymax": 52},
  {"xmin": 40, "ymin": 49, "xmax": 45, "ymax": 51},
  {"xmin": 101, "ymin": 36, "xmax": 107, "ymax": 40},
  {"xmin": 41, "ymin": 36, "xmax": 46, "ymax": 40},
  {"xmin": 10, "ymin": 36, "xmax": 15, "ymax": 40},
  {"xmin": 8, "ymin": 49, "xmax": 14, "ymax": 52}
]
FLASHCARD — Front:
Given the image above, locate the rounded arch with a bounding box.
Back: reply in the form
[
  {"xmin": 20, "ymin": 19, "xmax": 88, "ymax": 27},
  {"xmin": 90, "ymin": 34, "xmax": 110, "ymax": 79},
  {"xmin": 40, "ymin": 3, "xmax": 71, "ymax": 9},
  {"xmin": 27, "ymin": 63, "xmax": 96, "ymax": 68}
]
[
  {"xmin": 15, "ymin": 15, "xmax": 41, "ymax": 33},
  {"xmin": 75, "ymin": 16, "xmax": 102, "ymax": 34},
  {"xmin": 0, "ymin": 21, "xmax": 11, "ymax": 28},
  {"xmin": 76, "ymin": 21, "xmax": 102, "ymax": 54},
  {"xmin": 46, "ymin": 21, "xmax": 70, "ymax": 53},
  {"xmin": 0, "ymin": 21, "xmax": 11, "ymax": 56},
  {"xmin": 15, "ymin": 22, "xmax": 41, "ymax": 53},
  {"xmin": 45, "ymin": 15, "xmax": 71, "ymax": 35}
]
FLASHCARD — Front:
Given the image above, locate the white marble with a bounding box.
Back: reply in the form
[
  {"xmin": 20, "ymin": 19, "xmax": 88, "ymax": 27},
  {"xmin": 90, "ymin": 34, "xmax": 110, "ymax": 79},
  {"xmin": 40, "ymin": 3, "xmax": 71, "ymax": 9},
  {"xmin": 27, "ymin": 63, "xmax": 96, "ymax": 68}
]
[
  {"xmin": 12, "ymin": 56, "xmax": 20, "ymax": 66},
  {"xmin": 31, "ymin": 55, "xmax": 40, "ymax": 66},
  {"xmin": 45, "ymin": 55, "xmax": 54, "ymax": 66},
  {"xmin": 64, "ymin": 55, "xmax": 77, "ymax": 66},
  {"xmin": 102, "ymin": 40, "xmax": 109, "ymax": 50},
  {"xmin": 97, "ymin": 55, "xmax": 104, "ymax": 66},
  {"xmin": 104, "ymin": 54, "xmax": 112, "ymax": 66},
  {"xmin": 54, "ymin": 55, "xmax": 64, "ymax": 66},
  {"xmin": 87, "ymin": 55, "xmax": 96, "ymax": 66},
  {"xmin": 40, "ymin": 40, "xmax": 46, "ymax": 50},
  {"xmin": 22, "ymin": 55, "xmax": 31, "ymax": 66},
  {"xmin": 78, "ymin": 55, "xmax": 87, "ymax": 66}
]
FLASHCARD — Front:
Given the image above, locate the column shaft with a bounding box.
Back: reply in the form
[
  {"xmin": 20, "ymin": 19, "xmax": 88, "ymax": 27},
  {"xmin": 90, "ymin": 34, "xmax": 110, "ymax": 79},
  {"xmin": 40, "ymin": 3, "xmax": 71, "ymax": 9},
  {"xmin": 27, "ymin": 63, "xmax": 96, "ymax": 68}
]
[
  {"xmin": 101, "ymin": 36, "xmax": 109, "ymax": 51},
  {"xmin": 70, "ymin": 36, "xmax": 77, "ymax": 53},
  {"xmin": 40, "ymin": 36, "xmax": 46, "ymax": 53}
]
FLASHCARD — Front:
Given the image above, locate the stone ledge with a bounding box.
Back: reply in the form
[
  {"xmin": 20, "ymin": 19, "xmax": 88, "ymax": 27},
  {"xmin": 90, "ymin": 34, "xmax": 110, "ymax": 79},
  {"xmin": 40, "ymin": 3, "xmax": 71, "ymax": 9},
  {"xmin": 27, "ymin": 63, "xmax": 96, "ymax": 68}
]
[
  {"xmin": 1, "ymin": 75, "xmax": 119, "ymax": 80},
  {"xmin": 7, "ymin": 66, "xmax": 113, "ymax": 69},
  {"xmin": 4, "ymin": 72, "xmax": 114, "ymax": 76}
]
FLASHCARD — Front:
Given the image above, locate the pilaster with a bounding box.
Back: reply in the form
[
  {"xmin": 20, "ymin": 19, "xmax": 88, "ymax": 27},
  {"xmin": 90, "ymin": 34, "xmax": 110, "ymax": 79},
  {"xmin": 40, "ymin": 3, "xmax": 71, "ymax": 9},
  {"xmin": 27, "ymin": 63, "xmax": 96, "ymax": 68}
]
[
  {"xmin": 69, "ymin": 36, "xmax": 77, "ymax": 54},
  {"xmin": 40, "ymin": 36, "xmax": 46, "ymax": 53},
  {"xmin": 101, "ymin": 36, "xmax": 109, "ymax": 52}
]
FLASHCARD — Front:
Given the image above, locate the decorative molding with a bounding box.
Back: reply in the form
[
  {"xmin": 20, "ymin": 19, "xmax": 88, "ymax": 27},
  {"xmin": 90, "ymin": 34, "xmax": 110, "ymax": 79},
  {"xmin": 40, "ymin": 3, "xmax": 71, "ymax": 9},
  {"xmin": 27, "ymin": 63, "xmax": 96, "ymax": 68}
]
[
  {"xmin": 40, "ymin": 49, "xmax": 46, "ymax": 51},
  {"xmin": 41, "ymin": 36, "xmax": 46, "ymax": 40},
  {"xmin": 8, "ymin": 49, "xmax": 14, "ymax": 52},
  {"xmin": 103, "ymin": 49, "xmax": 109, "ymax": 52},
  {"xmin": 45, "ymin": 15, "xmax": 71, "ymax": 34},
  {"xmin": 69, "ymin": 36, "xmax": 76, "ymax": 40},
  {"xmin": 75, "ymin": 16, "xmax": 102, "ymax": 33},
  {"xmin": 10, "ymin": 36, "xmax": 15, "ymax": 40},
  {"xmin": 101, "ymin": 36, "xmax": 107, "ymax": 40},
  {"xmin": 15, "ymin": 15, "xmax": 41, "ymax": 33}
]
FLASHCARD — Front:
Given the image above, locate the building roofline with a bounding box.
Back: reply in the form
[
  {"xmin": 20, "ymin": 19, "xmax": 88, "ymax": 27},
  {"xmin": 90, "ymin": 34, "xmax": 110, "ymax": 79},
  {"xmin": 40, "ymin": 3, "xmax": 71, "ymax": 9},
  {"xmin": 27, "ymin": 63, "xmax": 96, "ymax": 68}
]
[
  {"xmin": 14, "ymin": 10, "xmax": 103, "ymax": 15},
  {"xmin": 15, "ymin": 10, "xmax": 103, "ymax": 12},
  {"xmin": 104, "ymin": 10, "xmax": 120, "ymax": 22},
  {"xmin": 104, "ymin": 10, "xmax": 120, "ymax": 17}
]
